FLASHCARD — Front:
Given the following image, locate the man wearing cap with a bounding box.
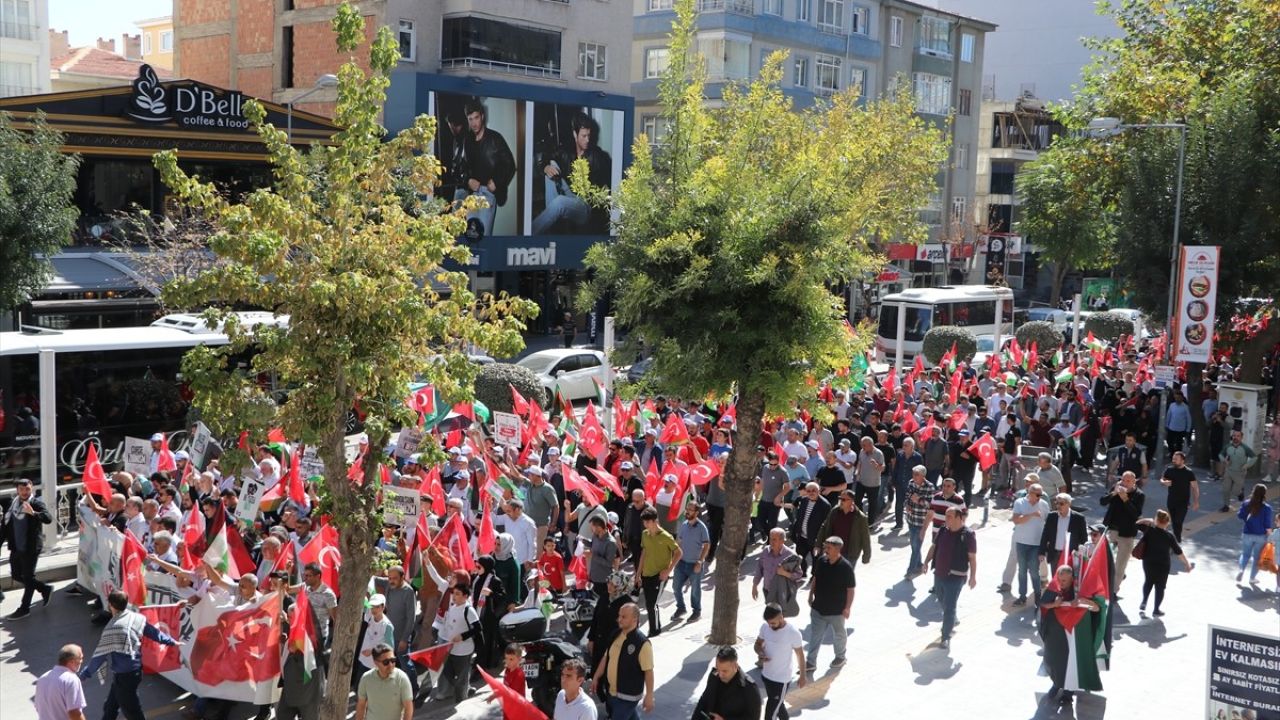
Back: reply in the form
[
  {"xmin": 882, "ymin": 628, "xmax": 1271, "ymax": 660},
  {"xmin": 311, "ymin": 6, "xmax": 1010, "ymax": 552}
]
[
  {"xmin": 148, "ymin": 433, "xmax": 167, "ymax": 475},
  {"xmin": 523, "ymin": 466, "xmax": 559, "ymax": 550},
  {"xmin": 833, "ymin": 439, "xmax": 858, "ymax": 489},
  {"xmin": 637, "ymin": 428, "xmax": 663, "ymax": 472},
  {"xmin": 355, "ymin": 594, "xmax": 397, "ymax": 688},
  {"xmin": 653, "ymin": 474, "xmax": 681, "ymax": 536},
  {"xmin": 803, "ymin": 440, "xmax": 825, "ymax": 480},
  {"xmin": 617, "ymin": 461, "xmax": 644, "ymax": 500}
]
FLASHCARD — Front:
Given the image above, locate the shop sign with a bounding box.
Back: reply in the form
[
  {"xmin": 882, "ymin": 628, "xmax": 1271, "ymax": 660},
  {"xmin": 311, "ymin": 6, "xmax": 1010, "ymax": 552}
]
[
  {"xmin": 127, "ymin": 64, "xmax": 250, "ymax": 131},
  {"xmin": 507, "ymin": 242, "xmax": 557, "ymax": 267}
]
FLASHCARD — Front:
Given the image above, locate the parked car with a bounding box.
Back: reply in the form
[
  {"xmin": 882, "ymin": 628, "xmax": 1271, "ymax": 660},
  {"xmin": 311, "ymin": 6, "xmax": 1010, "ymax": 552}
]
[
  {"xmin": 971, "ymin": 334, "xmax": 1015, "ymax": 369},
  {"xmin": 516, "ymin": 349, "xmax": 608, "ymax": 404}
]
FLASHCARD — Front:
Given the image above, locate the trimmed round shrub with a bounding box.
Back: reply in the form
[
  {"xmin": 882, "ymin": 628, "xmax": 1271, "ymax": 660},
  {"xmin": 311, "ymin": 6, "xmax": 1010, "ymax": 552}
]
[
  {"xmin": 1016, "ymin": 321, "xmax": 1065, "ymax": 356},
  {"xmin": 473, "ymin": 362, "xmax": 546, "ymax": 415},
  {"xmin": 1084, "ymin": 311, "xmax": 1136, "ymax": 342},
  {"xmin": 921, "ymin": 325, "xmax": 978, "ymax": 366}
]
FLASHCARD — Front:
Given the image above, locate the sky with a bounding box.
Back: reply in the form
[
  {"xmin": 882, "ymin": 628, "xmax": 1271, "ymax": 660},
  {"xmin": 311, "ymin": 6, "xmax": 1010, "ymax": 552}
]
[{"xmin": 49, "ymin": 0, "xmax": 173, "ymax": 51}]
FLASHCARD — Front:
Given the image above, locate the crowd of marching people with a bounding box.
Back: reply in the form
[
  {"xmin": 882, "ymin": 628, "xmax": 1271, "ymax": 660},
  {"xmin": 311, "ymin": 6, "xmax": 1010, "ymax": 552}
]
[{"xmin": 12, "ymin": 334, "xmax": 1280, "ymax": 720}]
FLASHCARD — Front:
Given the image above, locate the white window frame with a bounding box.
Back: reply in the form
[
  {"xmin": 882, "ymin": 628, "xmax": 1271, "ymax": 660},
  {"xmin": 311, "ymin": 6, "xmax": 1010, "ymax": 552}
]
[
  {"xmin": 793, "ymin": 56, "xmax": 808, "ymax": 89},
  {"xmin": 961, "ymin": 33, "xmax": 975, "ymax": 63},
  {"xmin": 850, "ymin": 5, "xmax": 869, "ymax": 36},
  {"xmin": 912, "ymin": 71, "xmax": 951, "ymax": 115},
  {"xmin": 641, "ymin": 115, "xmax": 671, "ymax": 146},
  {"xmin": 645, "ymin": 47, "xmax": 670, "ymax": 79},
  {"xmin": 917, "ymin": 16, "xmax": 952, "ymax": 58},
  {"xmin": 648, "ymin": 0, "xmax": 674, "ymax": 10},
  {"xmin": 763, "ymin": 0, "xmax": 783, "ymax": 16},
  {"xmin": 159, "ymin": 30, "xmax": 173, "ymax": 53},
  {"xmin": 818, "ymin": 0, "xmax": 845, "ymax": 35},
  {"xmin": 397, "ymin": 19, "xmax": 416, "ymax": 62},
  {"xmin": 796, "ymin": 0, "xmax": 810, "ymax": 22},
  {"xmin": 142, "ymin": 31, "xmax": 152, "ymax": 55},
  {"xmin": 955, "ymin": 142, "xmax": 969, "ymax": 170},
  {"xmin": 951, "ymin": 196, "xmax": 968, "ymax": 224},
  {"xmin": 577, "ymin": 41, "xmax": 608, "ymax": 81},
  {"xmin": 815, "ymin": 53, "xmax": 841, "ymax": 94},
  {"xmin": 850, "ymin": 65, "xmax": 867, "ymax": 98},
  {"xmin": 890, "ymin": 16, "xmax": 903, "ymax": 47}
]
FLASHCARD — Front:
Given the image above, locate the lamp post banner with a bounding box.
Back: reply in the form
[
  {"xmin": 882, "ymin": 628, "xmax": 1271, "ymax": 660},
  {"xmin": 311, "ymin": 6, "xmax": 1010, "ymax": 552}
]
[{"xmin": 1171, "ymin": 245, "xmax": 1220, "ymax": 364}]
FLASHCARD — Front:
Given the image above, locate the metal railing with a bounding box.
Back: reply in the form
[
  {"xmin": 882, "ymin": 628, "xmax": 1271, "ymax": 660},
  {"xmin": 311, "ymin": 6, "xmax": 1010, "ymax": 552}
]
[
  {"xmin": 439, "ymin": 57, "xmax": 562, "ymax": 79},
  {"xmin": 0, "ymin": 83, "xmax": 38, "ymax": 98},
  {"xmin": 697, "ymin": 0, "xmax": 754, "ymax": 14},
  {"xmin": 0, "ymin": 481, "xmax": 85, "ymax": 558}
]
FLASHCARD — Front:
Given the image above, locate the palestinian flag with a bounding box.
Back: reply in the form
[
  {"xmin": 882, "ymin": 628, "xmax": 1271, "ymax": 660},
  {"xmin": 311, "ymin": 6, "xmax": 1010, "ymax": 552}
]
[
  {"xmin": 1085, "ymin": 332, "xmax": 1105, "ymax": 352},
  {"xmin": 202, "ymin": 509, "xmax": 236, "ymax": 576},
  {"xmin": 1051, "ymin": 349, "xmax": 1063, "ymax": 368},
  {"xmin": 287, "ymin": 586, "xmax": 318, "ymax": 682},
  {"xmin": 849, "ymin": 353, "xmax": 870, "ymax": 392},
  {"xmin": 1054, "ymin": 367, "xmax": 1074, "ymax": 385},
  {"xmin": 1038, "ymin": 538, "xmax": 1111, "ymax": 693}
]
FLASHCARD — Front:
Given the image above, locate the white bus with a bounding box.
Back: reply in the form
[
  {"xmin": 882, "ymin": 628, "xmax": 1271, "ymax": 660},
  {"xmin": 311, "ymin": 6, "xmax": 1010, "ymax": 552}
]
[
  {"xmin": 0, "ymin": 312, "xmax": 286, "ymax": 492},
  {"xmin": 875, "ymin": 285, "xmax": 1015, "ymax": 365}
]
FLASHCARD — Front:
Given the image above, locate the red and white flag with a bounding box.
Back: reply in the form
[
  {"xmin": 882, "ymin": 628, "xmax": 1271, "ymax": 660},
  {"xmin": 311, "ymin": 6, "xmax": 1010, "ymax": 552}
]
[
  {"xmin": 189, "ymin": 592, "xmax": 282, "ymax": 687},
  {"xmin": 140, "ymin": 604, "xmax": 185, "ymax": 674},
  {"xmin": 297, "ymin": 524, "xmax": 342, "ymax": 595}
]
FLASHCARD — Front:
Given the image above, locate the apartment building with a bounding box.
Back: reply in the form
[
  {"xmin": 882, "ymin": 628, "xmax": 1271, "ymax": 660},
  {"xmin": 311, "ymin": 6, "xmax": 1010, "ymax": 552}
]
[
  {"xmin": 632, "ymin": 0, "xmax": 994, "ymax": 293},
  {"xmin": 135, "ymin": 15, "xmax": 175, "ymax": 71},
  {"xmin": 174, "ymin": 0, "xmax": 635, "ymax": 336},
  {"xmin": 0, "ymin": 0, "xmax": 51, "ymax": 97}
]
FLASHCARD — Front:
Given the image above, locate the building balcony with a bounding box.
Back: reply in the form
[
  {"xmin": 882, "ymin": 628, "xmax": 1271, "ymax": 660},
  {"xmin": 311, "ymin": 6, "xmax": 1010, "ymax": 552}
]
[
  {"xmin": 439, "ymin": 57, "xmax": 562, "ymax": 80},
  {"xmin": 0, "ymin": 21, "xmax": 36, "ymax": 41},
  {"xmin": 697, "ymin": 0, "xmax": 754, "ymax": 15},
  {"xmin": 0, "ymin": 84, "xmax": 39, "ymax": 98}
]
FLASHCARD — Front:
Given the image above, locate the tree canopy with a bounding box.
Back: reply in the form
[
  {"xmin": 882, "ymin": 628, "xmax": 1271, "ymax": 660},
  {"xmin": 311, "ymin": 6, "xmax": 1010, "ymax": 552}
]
[
  {"xmin": 581, "ymin": 0, "xmax": 947, "ymax": 643},
  {"xmin": 0, "ymin": 112, "xmax": 80, "ymax": 311},
  {"xmin": 153, "ymin": 4, "xmax": 536, "ymax": 713}
]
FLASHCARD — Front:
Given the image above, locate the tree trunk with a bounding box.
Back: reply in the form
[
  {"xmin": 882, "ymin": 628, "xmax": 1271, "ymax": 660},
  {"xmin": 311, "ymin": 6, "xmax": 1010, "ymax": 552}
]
[
  {"xmin": 708, "ymin": 388, "xmax": 767, "ymax": 646},
  {"xmin": 1186, "ymin": 363, "xmax": 1211, "ymax": 467},
  {"xmin": 1236, "ymin": 322, "xmax": 1280, "ymax": 384},
  {"xmin": 1049, "ymin": 262, "xmax": 1070, "ymax": 308},
  {"xmin": 319, "ymin": 382, "xmax": 387, "ymax": 719}
]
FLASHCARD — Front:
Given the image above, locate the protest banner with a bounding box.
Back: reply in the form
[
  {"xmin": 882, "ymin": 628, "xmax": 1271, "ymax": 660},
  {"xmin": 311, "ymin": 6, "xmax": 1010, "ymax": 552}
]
[
  {"xmin": 123, "ymin": 436, "xmax": 152, "ymax": 478},
  {"xmin": 492, "ymin": 411, "xmax": 522, "ymax": 447},
  {"xmin": 75, "ymin": 503, "xmax": 123, "ymax": 605},
  {"xmin": 298, "ymin": 445, "xmax": 325, "ymax": 478},
  {"xmin": 382, "ymin": 484, "xmax": 420, "ymax": 527},
  {"xmin": 188, "ymin": 422, "xmax": 213, "ymax": 470},
  {"xmin": 395, "ymin": 427, "xmax": 426, "ymax": 459},
  {"xmin": 237, "ymin": 477, "xmax": 268, "ymax": 525}
]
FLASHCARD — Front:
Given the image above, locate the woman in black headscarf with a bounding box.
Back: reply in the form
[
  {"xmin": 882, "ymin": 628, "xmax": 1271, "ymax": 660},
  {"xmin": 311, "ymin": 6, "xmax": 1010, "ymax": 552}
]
[{"xmin": 470, "ymin": 554, "xmax": 509, "ymax": 670}]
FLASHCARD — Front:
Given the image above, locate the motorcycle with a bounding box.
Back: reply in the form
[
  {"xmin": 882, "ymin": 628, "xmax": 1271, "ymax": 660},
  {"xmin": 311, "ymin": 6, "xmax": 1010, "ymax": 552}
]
[{"xmin": 499, "ymin": 606, "xmax": 591, "ymax": 716}]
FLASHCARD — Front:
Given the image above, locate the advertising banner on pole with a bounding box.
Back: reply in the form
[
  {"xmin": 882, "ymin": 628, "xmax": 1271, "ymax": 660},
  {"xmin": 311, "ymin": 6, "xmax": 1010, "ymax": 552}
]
[
  {"xmin": 1171, "ymin": 245, "xmax": 1220, "ymax": 364},
  {"xmin": 1206, "ymin": 625, "xmax": 1280, "ymax": 720}
]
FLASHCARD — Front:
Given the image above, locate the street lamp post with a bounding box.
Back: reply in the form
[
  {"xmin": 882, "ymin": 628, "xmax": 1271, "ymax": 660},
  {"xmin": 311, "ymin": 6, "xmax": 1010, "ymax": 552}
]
[
  {"xmin": 1088, "ymin": 117, "xmax": 1188, "ymax": 469},
  {"xmin": 286, "ymin": 73, "xmax": 339, "ymax": 143}
]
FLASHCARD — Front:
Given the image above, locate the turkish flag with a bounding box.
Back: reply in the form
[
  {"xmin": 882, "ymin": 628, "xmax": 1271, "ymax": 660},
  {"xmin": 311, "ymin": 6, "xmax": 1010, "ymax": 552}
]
[
  {"xmin": 140, "ymin": 604, "xmax": 185, "ymax": 674},
  {"xmin": 156, "ymin": 433, "xmax": 177, "ymax": 473},
  {"xmin": 297, "ymin": 525, "xmax": 341, "ymax": 596},
  {"xmin": 568, "ymin": 553, "xmax": 588, "ymax": 590},
  {"xmin": 643, "ymin": 459, "xmax": 663, "ymax": 502},
  {"xmin": 948, "ymin": 409, "xmax": 968, "ymax": 432},
  {"xmin": 259, "ymin": 541, "xmax": 295, "ymax": 591},
  {"xmin": 901, "ymin": 412, "xmax": 919, "ymax": 435},
  {"xmin": 967, "ymin": 433, "xmax": 998, "ymax": 471},
  {"xmin": 226, "ymin": 521, "xmax": 257, "ymax": 579},
  {"xmin": 190, "ymin": 593, "xmax": 282, "ymax": 685},
  {"xmin": 267, "ymin": 428, "xmax": 287, "ymax": 444},
  {"xmin": 408, "ymin": 642, "xmax": 453, "ymax": 672},
  {"xmin": 883, "ymin": 368, "xmax": 897, "ymax": 396},
  {"xmin": 510, "ymin": 384, "xmax": 530, "ymax": 417},
  {"xmin": 579, "ymin": 403, "xmax": 608, "ymax": 460},
  {"xmin": 423, "ymin": 466, "xmax": 446, "ymax": 516},
  {"xmin": 433, "ymin": 513, "xmax": 475, "ymax": 573},
  {"xmin": 948, "ymin": 370, "xmax": 963, "ymax": 405},
  {"xmin": 585, "ymin": 466, "xmax": 625, "ymax": 499},
  {"xmin": 287, "ymin": 447, "xmax": 306, "ymax": 505},
  {"xmin": 659, "ymin": 413, "xmax": 690, "ymax": 445},
  {"xmin": 562, "ymin": 462, "xmax": 604, "ymax": 507},
  {"xmin": 407, "ymin": 386, "xmax": 436, "ymax": 417},
  {"xmin": 121, "ymin": 530, "xmax": 148, "ymax": 606},
  {"xmin": 182, "ymin": 504, "xmax": 207, "ymax": 562},
  {"xmin": 478, "ymin": 495, "xmax": 496, "ymax": 555},
  {"xmin": 82, "ymin": 442, "xmax": 112, "ymax": 499},
  {"xmin": 688, "ymin": 459, "xmax": 721, "ymax": 488},
  {"xmin": 479, "ymin": 667, "xmax": 549, "ymax": 720},
  {"xmin": 664, "ymin": 461, "xmax": 691, "ymax": 522}
]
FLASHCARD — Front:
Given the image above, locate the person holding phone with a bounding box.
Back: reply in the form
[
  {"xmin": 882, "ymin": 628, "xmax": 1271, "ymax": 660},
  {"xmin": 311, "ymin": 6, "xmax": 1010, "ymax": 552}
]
[{"xmin": 1, "ymin": 478, "xmax": 54, "ymax": 619}]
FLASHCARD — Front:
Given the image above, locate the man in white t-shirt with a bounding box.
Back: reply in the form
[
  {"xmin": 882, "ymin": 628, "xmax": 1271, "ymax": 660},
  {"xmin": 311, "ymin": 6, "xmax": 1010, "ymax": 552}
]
[
  {"xmin": 755, "ymin": 603, "xmax": 806, "ymax": 720},
  {"xmin": 553, "ymin": 657, "xmax": 597, "ymax": 720}
]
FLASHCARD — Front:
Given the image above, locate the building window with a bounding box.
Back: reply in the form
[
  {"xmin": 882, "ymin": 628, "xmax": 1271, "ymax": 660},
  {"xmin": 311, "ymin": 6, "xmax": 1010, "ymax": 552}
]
[
  {"xmin": 697, "ymin": 35, "xmax": 750, "ymax": 81},
  {"xmin": 851, "ymin": 5, "xmax": 868, "ymax": 35},
  {"xmin": 850, "ymin": 66, "xmax": 867, "ymax": 98},
  {"xmin": 281, "ymin": 26, "xmax": 294, "ymax": 88},
  {"xmin": 578, "ymin": 42, "xmax": 607, "ymax": 81},
  {"xmin": 890, "ymin": 15, "xmax": 903, "ymax": 47},
  {"xmin": 990, "ymin": 162, "xmax": 1016, "ymax": 195},
  {"xmin": 0, "ymin": 0, "xmax": 33, "ymax": 40},
  {"xmin": 758, "ymin": 46, "xmax": 772, "ymax": 74},
  {"xmin": 160, "ymin": 30, "xmax": 173, "ymax": 52},
  {"xmin": 641, "ymin": 115, "xmax": 671, "ymax": 146},
  {"xmin": 142, "ymin": 31, "xmax": 152, "ymax": 55},
  {"xmin": 793, "ymin": 56, "xmax": 808, "ymax": 88},
  {"xmin": 398, "ymin": 20, "xmax": 416, "ymax": 61},
  {"xmin": 648, "ymin": 0, "xmax": 674, "ymax": 9},
  {"xmin": 951, "ymin": 196, "xmax": 967, "ymax": 224},
  {"xmin": 818, "ymin": 0, "xmax": 845, "ymax": 34},
  {"xmin": 442, "ymin": 17, "xmax": 563, "ymax": 78},
  {"xmin": 0, "ymin": 60, "xmax": 33, "ymax": 97},
  {"xmin": 815, "ymin": 53, "xmax": 841, "ymax": 93},
  {"xmin": 645, "ymin": 47, "xmax": 670, "ymax": 79},
  {"xmin": 961, "ymin": 33, "xmax": 975, "ymax": 63},
  {"xmin": 763, "ymin": 0, "xmax": 783, "ymax": 15},
  {"xmin": 917, "ymin": 16, "xmax": 952, "ymax": 57},
  {"xmin": 957, "ymin": 87, "xmax": 971, "ymax": 116},
  {"xmin": 954, "ymin": 142, "xmax": 968, "ymax": 170},
  {"xmin": 797, "ymin": 0, "xmax": 810, "ymax": 22},
  {"xmin": 919, "ymin": 187, "xmax": 944, "ymax": 227},
  {"xmin": 912, "ymin": 72, "xmax": 951, "ymax": 115}
]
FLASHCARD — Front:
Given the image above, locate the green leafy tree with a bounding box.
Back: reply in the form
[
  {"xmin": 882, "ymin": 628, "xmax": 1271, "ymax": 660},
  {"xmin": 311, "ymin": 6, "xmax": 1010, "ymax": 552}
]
[
  {"xmin": 1016, "ymin": 321, "xmax": 1066, "ymax": 357},
  {"xmin": 152, "ymin": 6, "xmax": 536, "ymax": 714},
  {"xmin": 473, "ymin": 362, "xmax": 546, "ymax": 415},
  {"xmin": 0, "ymin": 112, "xmax": 80, "ymax": 311},
  {"xmin": 1015, "ymin": 138, "xmax": 1116, "ymax": 306},
  {"xmin": 1084, "ymin": 311, "xmax": 1136, "ymax": 341},
  {"xmin": 580, "ymin": 0, "xmax": 947, "ymax": 644},
  {"xmin": 921, "ymin": 326, "xmax": 977, "ymax": 366}
]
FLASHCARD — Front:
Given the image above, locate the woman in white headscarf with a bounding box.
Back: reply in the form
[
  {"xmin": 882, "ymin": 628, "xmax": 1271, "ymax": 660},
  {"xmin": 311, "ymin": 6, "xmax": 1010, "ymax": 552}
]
[{"xmin": 493, "ymin": 532, "xmax": 523, "ymax": 603}]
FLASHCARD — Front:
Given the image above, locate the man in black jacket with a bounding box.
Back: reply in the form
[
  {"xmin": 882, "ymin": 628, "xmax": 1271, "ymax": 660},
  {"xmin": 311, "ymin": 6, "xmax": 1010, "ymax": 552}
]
[
  {"xmin": 533, "ymin": 112, "xmax": 613, "ymax": 235},
  {"xmin": 454, "ymin": 97, "xmax": 516, "ymax": 239},
  {"xmin": 789, "ymin": 483, "xmax": 830, "ymax": 576},
  {"xmin": 1, "ymin": 478, "xmax": 54, "ymax": 619},
  {"xmin": 693, "ymin": 646, "xmax": 762, "ymax": 720},
  {"xmin": 1039, "ymin": 493, "xmax": 1088, "ymax": 565},
  {"xmin": 1100, "ymin": 470, "xmax": 1144, "ymax": 594}
]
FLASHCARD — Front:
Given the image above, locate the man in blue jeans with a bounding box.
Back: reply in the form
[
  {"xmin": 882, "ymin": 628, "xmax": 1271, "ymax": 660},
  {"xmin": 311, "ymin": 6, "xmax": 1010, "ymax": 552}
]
[
  {"xmin": 671, "ymin": 501, "xmax": 710, "ymax": 623},
  {"xmin": 892, "ymin": 438, "xmax": 925, "ymax": 530},
  {"xmin": 805, "ymin": 537, "xmax": 855, "ymax": 673},
  {"xmin": 1010, "ymin": 483, "xmax": 1049, "ymax": 607},
  {"xmin": 927, "ymin": 506, "xmax": 977, "ymax": 649}
]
